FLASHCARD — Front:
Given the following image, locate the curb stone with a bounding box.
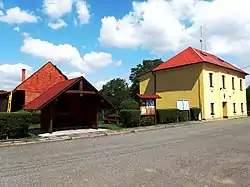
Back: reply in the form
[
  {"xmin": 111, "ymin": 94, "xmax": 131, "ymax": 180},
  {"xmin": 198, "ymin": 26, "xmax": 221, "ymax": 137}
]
[{"xmin": 0, "ymin": 121, "xmax": 204, "ymax": 147}]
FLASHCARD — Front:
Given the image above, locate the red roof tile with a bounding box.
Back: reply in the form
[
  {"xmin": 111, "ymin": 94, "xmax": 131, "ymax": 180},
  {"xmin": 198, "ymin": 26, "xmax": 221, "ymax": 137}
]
[
  {"xmin": 24, "ymin": 77, "xmax": 81, "ymax": 110},
  {"xmin": 153, "ymin": 47, "xmax": 248, "ymax": 75},
  {"xmin": 137, "ymin": 94, "xmax": 161, "ymax": 99}
]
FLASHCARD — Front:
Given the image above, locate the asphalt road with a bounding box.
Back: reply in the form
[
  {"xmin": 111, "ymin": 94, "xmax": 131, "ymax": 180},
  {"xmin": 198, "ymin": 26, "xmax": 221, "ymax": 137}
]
[{"xmin": 1, "ymin": 118, "xmax": 250, "ymax": 187}]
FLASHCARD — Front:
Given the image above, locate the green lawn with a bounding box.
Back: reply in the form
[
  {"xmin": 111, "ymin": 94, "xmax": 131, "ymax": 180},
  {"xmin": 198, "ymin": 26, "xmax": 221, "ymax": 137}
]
[{"xmin": 98, "ymin": 122, "xmax": 124, "ymax": 131}]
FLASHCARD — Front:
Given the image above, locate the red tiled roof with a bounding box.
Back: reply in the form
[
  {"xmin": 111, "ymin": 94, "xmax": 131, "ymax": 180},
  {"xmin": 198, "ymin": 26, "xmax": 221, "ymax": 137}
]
[
  {"xmin": 14, "ymin": 61, "xmax": 68, "ymax": 92},
  {"xmin": 24, "ymin": 77, "xmax": 81, "ymax": 110},
  {"xmin": 153, "ymin": 47, "xmax": 248, "ymax": 75},
  {"xmin": 137, "ymin": 94, "xmax": 161, "ymax": 99}
]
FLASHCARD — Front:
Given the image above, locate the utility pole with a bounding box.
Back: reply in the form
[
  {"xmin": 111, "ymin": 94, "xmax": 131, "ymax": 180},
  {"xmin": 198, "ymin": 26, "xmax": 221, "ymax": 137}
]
[{"xmin": 200, "ymin": 26, "xmax": 203, "ymax": 51}]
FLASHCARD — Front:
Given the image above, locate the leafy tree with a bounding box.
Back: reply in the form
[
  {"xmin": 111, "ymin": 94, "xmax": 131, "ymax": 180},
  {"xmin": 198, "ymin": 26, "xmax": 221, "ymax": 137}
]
[
  {"xmin": 119, "ymin": 99, "xmax": 138, "ymax": 110},
  {"xmin": 100, "ymin": 78, "xmax": 130, "ymax": 112},
  {"xmin": 0, "ymin": 90, "xmax": 7, "ymax": 92},
  {"xmin": 129, "ymin": 59, "xmax": 163, "ymax": 98}
]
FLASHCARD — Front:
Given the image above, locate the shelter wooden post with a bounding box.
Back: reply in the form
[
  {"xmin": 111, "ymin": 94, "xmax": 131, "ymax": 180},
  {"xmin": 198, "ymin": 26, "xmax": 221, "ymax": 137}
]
[
  {"xmin": 79, "ymin": 79, "xmax": 83, "ymax": 97},
  {"xmin": 49, "ymin": 101, "xmax": 55, "ymax": 133}
]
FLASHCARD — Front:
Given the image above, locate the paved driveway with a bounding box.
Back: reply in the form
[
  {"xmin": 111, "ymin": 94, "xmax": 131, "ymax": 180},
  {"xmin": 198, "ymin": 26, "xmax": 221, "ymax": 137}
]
[{"xmin": 0, "ymin": 118, "xmax": 250, "ymax": 187}]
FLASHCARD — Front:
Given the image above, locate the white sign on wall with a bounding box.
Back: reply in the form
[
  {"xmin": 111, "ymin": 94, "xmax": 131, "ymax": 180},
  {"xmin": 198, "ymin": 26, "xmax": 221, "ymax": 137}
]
[{"xmin": 177, "ymin": 100, "xmax": 190, "ymax": 110}]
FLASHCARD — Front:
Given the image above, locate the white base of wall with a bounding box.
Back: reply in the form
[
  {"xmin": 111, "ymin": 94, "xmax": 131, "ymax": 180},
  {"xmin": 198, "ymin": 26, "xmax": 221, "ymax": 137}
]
[{"xmin": 202, "ymin": 114, "xmax": 248, "ymax": 121}]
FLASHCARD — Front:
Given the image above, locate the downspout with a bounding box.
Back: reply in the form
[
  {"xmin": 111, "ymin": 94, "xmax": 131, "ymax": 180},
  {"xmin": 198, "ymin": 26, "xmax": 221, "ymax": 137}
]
[
  {"xmin": 152, "ymin": 71, "xmax": 157, "ymax": 125},
  {"xmin": 198, "ymin": 66, "xmax": 203, "ymax": 120},
  {"xmin": 152, "ymin": 71, "xmax": 156, "ymax": 94}
]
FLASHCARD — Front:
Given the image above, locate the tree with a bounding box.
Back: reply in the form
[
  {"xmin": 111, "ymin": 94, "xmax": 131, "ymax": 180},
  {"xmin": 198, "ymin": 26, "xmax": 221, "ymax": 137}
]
[
  {"xmin": 100, "ymin": 78, "xmax": 130, "ymax": 111},
  {"xmin": 119, "ymin": 99, "xmax": 138, "ymax": 110},
  {"xmin": 129, "ymin": 59, "xmax": 164, "ymax": 98}
]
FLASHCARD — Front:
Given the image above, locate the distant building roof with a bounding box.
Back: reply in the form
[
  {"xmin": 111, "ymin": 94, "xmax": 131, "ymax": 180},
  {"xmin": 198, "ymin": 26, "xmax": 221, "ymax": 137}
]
[
  {"xmin": 153, "ymin": 47, "xmax": 248, "ymax": 75},
  {"xmin": 136, "ymin": 94, "xmax": 161, "ymax": 99}
]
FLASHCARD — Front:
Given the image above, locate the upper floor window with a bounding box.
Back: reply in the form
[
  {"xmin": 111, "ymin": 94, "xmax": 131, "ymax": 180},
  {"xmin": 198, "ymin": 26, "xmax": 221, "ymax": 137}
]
[
  {"xmin": 222, "ymin": 75, "xmax": 226, "ymax": 89},
  {"xmin": 232, "ymin": 77, "xmax": 235, "ymax": 90},
  {"xmin": 240, "ymin": 79, "xmax": 243, "ymax": 91},
  {"xmin": 209, "ymin": 73, "xmax": 213, "ymax": 88}
]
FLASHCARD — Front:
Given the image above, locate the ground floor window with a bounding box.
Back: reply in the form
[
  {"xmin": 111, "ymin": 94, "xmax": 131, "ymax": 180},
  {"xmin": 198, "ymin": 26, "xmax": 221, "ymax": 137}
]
[
  {"xmin": 233, "ymin": 103, "xmax": 236, "ymax": 113},
  {"xmin": 241, "ymin": 103, "xmax": 244, "ymax": 113},
  {"xmin": 210, "ymin": 103, "xmax": 215, "ymax": 115}
]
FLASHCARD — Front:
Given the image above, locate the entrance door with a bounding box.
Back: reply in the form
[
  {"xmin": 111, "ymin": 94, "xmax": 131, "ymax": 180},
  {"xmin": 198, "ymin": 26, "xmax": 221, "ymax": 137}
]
[{"xmin": 222, "ymin": 102, "xmax": 228, "ymax": 118}]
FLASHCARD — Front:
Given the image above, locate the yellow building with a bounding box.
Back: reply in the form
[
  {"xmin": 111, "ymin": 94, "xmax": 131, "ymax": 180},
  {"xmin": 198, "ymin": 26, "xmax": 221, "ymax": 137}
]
[{"xmin": 139, "ymin": 47, "xmax": 249, "ymax": 120}]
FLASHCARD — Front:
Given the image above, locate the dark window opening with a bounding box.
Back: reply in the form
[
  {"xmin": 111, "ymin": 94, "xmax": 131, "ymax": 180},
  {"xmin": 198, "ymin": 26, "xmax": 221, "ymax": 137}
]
[
  {"xmin": 241, "ymin": 103, "xmax": 244, "ymax": 113},
  {"xmin": 209, "ymin": 73, "xmax": 213, "ymax": 88},
  {"xmin": 210, "ymin": 103, "xmax": 215, "ymax": 115},
  {"xmin": 56, "ymin": 101, "xmax": 70, "ymax": 114},
  {"xmin": 222, "ymin": 75, "xmax": 226, "ymax": 89},
  {"xmin": 232, "ymin": 77, "xmax": 235, "ymax": 90},
  {"xmin": 233, "ymin": 103, "xmax": 236, "ymax": 113},
  {"xmin": 240, "ymin": 79, "xmax": 243, "ymax": 91}
]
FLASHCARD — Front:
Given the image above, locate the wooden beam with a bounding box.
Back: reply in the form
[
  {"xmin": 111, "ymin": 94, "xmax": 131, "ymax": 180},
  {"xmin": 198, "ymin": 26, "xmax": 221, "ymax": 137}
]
[
  {"xmin": 66, "ymin": 90, "xmax": 96, "ymax": 94},
  {"xmin": 79, "ymin": 80, "xmax": 83, "ymax": 97}
]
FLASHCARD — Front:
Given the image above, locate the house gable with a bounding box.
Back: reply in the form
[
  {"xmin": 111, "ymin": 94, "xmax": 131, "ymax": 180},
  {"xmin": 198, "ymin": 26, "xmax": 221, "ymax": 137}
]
[{"xmin": 15, "ymin": 62, "xmax": 68, "ymax": 104}]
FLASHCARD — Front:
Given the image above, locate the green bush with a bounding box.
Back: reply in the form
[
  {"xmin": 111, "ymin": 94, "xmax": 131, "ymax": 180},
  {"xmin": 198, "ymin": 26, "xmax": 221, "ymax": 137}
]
[
  {"xmin": 190, "ymin": 107, "xmax": 201, "ymax": 120},
  {"xmin": 119, "ymin": 99, "xmax": 138, "ymax": 110},
  {"xmin": 140, "ymin": 116, "xmax": 155, "ymax": 126},
  {"xmin": 120, "ymin": 110, "xmax": 140, "ymax": 128},
  {"xmin": 0, "ymin": 112, "xmax": 39, "ymax": 139},
  {"xmin": 156, "ymin": 109, "xmax": 190, "ymax": 124}
]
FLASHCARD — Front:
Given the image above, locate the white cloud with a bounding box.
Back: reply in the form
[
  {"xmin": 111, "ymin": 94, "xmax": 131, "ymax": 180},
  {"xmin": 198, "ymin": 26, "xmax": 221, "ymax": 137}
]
[
  {"xmin": 43, "ymin": 0, "xmax": 74, "ymax": 18},
  {"xmin": 48, "ymin": 19, "xmax": 68, "ymax": 30},
  {"xmin": 64, "ymin": 71, "xmax": 84, "ymax": 79},
  {"xmin": 115, "ymin": 60, "xmax": 122, "ymax": 66},
  {"xmin": 98, "ymin": 0, "xmax": 250, "ymax": 69},
  {"xmin": 75, "ymin": 0, "xmax": 90, "ymax": 24},
  {"xmin": 13, "ymin": 26, "xmax": 20, "ymax": 32},
  {"xmin": 0, "ymin": 7, "xmax": 38, "ymax": 24},
  {"xmin": 0, "ymin": 1, "xmax": 3, "ymax": 9},
  {"xmin": 0, "ymin": 63, "xmax": 33, "ymax": 90},
  {"xmin": 20, "ymin": 35, "xmax": 120, "ymax": 73},
  {"xmin": 93, "ymin": 79, "xmax": 111, "ymax": 91},
  {"xmin": 0, "ymin": 10, "xmax": 3, "ymax": 16}
]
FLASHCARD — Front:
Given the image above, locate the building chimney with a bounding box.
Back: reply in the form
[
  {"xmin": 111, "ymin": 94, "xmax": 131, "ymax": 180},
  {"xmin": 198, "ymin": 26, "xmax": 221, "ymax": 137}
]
[{"xmin": 22, "ymin": 69, "xmax": 26, "ymax": 82}]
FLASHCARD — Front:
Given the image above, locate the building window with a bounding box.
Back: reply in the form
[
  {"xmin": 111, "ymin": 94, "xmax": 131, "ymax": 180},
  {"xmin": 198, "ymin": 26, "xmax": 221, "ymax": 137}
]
[
  {"xmin": 240, "ymin": 79, "xmax": 243, "ymax": 91},
  {"xmin": 222, "ymin": 75, "xmax": 225, "ymax": 89},
  {"xmin": 232, "ymin": 77, "xmax": 235, "ymax": 90},
  {"xmin": 210, "ymin": 103, "xmax": 215, "ymax": 115},
  {"xmin": 233, "ymin": 103, "xmax": 236, "ymax": 113},
  {"xmin": 209, "ymin": 73, "xmax": 213, "ymax": 87},
  {"xmin": 241, "ymin": 103, "xmax": 244, "ymax": 113}
]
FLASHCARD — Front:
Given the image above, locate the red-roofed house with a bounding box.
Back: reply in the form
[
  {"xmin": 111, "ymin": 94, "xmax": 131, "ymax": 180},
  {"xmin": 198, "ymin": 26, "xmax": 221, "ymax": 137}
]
[
  {"xmin": 0, "ymin": 62, "xmax": 67, "ymax": 112},
  {"xmin": 139, "ymin": 47, "xmax": 248, "ymax": 120},
  {"xmin": 0, "ymin": 62, "xmax": 112, "ymax": 132}
]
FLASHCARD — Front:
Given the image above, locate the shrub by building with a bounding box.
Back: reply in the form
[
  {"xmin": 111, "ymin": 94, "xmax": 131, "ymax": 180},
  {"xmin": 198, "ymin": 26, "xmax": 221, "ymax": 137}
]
[
  {"xmin": 156, "ymin": 109, "xmax": 190, "ymax": 124},
  {"xmin": 0, "ymin": 111, "xmax": 40, "ymax": 139},
  {"xmin": 120, "ymin": 110, "xmax": 140, "ymax": 128}
]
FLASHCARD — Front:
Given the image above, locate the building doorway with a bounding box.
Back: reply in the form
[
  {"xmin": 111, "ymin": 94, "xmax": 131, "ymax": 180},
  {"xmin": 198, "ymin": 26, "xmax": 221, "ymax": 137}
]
[{"xmin": 222, "ymin": 102, "xmax": 228, "ymax": 118}]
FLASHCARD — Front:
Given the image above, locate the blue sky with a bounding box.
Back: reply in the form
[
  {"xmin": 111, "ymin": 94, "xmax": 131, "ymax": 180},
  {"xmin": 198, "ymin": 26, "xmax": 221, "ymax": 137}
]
[{"xmin": 0, "ymin": 0, "xmax": 250, "ymax": 90}]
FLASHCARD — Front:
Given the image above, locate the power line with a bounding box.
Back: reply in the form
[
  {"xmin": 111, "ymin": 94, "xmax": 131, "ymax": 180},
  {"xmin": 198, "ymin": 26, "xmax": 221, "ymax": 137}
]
[{"xmin": 240, "ymin": 65, "xmax": 250, "ymax": 70}]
